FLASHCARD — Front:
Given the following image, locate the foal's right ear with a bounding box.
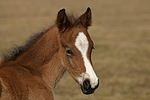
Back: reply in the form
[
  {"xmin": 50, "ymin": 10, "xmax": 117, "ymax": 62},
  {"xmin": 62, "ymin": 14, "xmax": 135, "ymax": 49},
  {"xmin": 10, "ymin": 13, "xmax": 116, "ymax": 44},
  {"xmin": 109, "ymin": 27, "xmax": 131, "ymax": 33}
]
[
  {"xmin": 79, "ymin": 7, "xmax": 92, "ymax": 28},
  {"xmin": 56, "ymin": 9, "xmax": 70, "ymax": 32}
]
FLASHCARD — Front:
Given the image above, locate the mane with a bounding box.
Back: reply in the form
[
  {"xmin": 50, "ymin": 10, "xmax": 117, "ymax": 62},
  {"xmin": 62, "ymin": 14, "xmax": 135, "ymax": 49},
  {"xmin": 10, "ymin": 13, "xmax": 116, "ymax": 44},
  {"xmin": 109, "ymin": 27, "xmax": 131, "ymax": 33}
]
[
  {"xmin": 3, "ymin": 14, "xmax": 79, "ymax": 62},
  {"xmin": 3, "ymin": 31, "xmax": 46, "ymax": 61},
  {"xmin": 67, "ymin": 14, "xmax": 78, "ymax": 25}
]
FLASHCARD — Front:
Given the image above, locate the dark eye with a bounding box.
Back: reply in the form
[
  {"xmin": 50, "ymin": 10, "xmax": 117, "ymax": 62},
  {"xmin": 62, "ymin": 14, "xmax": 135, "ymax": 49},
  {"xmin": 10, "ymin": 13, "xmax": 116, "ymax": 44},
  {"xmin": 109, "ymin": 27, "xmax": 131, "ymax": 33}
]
[{"xmin": 66, "ymin": 48, "xmax": 73, "ymax": 56}]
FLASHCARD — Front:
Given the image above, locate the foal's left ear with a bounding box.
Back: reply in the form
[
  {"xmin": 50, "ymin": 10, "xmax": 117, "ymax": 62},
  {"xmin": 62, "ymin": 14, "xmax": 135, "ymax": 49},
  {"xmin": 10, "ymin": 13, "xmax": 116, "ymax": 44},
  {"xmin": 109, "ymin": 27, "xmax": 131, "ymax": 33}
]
[
  {"xmin": 56, "ymin": 9, "xmax": 70, "ymax": 32},
  {"xmin": 79, "ymin": 7, "xmax": 92, "ymax": 28}
]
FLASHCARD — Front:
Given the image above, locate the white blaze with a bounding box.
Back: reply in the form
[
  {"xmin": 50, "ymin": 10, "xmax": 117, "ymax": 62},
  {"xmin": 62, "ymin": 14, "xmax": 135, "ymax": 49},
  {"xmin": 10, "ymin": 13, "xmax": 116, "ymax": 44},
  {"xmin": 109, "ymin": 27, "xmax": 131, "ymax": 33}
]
[{"xmin": 75, "ymin": 32, "xmax": 99, "ymax": 88}]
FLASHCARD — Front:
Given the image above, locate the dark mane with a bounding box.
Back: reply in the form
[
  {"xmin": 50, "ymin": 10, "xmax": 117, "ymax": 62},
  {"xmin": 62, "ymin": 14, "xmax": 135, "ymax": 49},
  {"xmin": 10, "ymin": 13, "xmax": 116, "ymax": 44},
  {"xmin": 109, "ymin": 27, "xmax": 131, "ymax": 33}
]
[
  {"xmin": 67, "ymin": 14, "xmax": 78, "ymax": 24},
  {"xmin": 3, "ymin": 31, "xmax": 45, "ymax": 61}
]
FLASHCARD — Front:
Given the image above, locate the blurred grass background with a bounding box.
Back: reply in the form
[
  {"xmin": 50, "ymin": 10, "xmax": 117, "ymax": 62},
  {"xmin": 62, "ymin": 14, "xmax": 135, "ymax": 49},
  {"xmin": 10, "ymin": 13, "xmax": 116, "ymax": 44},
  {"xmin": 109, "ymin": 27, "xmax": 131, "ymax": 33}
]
[{"xmin": 0, "ymin": 0, "xmax": 150, "ymax": 100}]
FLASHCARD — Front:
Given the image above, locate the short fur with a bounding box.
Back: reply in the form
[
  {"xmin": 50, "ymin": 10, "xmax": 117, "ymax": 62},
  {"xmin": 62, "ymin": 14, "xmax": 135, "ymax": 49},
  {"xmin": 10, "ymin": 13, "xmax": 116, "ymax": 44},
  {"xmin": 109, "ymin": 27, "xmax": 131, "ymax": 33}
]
[{"xmin": 0, "ymin": 8, "xmax": 98, "ymax": 100}]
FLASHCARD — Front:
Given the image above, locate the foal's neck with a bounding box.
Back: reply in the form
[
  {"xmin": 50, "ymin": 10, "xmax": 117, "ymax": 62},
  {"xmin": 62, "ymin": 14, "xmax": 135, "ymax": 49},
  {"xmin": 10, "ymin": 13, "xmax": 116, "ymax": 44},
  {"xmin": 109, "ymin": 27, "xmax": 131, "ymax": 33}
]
[
  {"xmin": 41, "ymin": 52, "xmax": 66, "ymax": 89},
  {"xmin": 6, "ymin": 26, "xmax": 66, "ymax": 89}
]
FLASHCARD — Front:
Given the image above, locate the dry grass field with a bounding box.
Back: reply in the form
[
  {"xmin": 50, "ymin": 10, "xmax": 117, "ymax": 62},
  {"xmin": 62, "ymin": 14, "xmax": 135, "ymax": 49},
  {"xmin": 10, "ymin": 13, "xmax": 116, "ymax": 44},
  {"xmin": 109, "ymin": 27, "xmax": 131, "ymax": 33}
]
[{"xmin": 0, "ymin": 0, "xmax": 150, "ymax": 100}]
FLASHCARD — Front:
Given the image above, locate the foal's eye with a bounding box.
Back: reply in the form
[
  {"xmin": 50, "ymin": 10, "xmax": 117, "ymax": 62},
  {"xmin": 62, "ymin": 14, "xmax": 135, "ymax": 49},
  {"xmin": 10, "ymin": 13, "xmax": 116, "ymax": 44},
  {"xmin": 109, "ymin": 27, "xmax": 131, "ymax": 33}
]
[{"xmin": 66, "ymin": 48, "xmax": 73, "ymax": 56}]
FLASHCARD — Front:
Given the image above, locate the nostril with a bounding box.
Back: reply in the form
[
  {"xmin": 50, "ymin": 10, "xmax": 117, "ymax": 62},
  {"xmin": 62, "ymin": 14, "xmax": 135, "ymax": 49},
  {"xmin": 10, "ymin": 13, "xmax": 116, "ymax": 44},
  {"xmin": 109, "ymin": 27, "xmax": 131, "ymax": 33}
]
[{"xmin": 83, "ymin": 80, "xmax": 91, "ymax": 90}]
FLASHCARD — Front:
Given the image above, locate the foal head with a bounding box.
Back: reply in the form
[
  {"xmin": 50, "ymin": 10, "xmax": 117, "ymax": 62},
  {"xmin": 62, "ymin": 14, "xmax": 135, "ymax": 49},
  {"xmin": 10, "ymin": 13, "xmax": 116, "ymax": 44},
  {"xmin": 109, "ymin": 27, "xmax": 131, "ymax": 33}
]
[{"xmin": 56, "ymin": 8, "xmax": 99, "ymax": 94}]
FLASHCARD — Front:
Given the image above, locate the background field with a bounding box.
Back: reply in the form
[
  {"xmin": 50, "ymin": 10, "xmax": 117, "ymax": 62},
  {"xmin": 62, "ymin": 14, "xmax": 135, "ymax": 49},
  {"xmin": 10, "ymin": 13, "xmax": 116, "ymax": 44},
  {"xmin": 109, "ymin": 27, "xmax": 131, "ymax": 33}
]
[{"xmin": 0, "ymin": 0, "xmax": 150, "ymax": 100}]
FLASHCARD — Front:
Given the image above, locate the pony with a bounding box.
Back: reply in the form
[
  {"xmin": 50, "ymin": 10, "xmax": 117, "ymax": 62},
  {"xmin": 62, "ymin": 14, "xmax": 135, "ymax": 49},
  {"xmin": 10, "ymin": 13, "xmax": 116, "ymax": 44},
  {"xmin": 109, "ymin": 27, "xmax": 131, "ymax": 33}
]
[{"xmin": 0, "ymin": 7, "xmax": 99, "ymax": 100}]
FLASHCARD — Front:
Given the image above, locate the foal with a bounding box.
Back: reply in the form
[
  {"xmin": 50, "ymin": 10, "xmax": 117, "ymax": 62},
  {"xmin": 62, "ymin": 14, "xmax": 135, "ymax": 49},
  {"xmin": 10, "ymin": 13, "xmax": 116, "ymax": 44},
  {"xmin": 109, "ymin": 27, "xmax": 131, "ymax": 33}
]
[{"xmin": 0, "ymin": 8, "xmax": 99, "ymax": 100}]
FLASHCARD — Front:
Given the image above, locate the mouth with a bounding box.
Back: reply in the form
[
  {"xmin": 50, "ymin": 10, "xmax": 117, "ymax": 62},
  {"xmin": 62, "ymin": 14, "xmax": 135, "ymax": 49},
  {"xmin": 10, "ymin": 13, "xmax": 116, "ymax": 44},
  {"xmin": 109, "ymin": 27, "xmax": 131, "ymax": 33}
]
[{"xmin": 80, "ymin": 79, "xmax": 99, "ymax": 94}]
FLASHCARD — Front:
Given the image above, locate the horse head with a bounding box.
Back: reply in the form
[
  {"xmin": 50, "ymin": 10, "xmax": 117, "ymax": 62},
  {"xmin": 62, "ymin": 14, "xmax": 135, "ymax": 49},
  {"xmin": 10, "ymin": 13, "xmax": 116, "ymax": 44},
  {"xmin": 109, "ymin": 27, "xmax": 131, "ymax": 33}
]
[{"xmin": 56, "ymin": 8, "xmax": 99, "ymax": 94}]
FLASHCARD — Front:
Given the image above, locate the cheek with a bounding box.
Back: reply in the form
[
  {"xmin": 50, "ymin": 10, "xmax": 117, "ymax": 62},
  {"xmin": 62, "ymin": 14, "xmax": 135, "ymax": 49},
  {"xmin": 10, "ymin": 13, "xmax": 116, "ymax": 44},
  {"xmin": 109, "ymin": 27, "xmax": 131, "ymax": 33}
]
[{"xmin": 73, "ymin": 55, "xmax": 86, "ymax": 73}]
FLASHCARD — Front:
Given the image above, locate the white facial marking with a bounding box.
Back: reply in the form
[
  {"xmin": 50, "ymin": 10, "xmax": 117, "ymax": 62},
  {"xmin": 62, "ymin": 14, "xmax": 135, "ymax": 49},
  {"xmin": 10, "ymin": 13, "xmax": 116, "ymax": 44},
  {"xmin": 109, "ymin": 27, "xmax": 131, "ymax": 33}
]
[{"xmin": 75, "ymin": 32, "xmax": 99, "ymax": 88}]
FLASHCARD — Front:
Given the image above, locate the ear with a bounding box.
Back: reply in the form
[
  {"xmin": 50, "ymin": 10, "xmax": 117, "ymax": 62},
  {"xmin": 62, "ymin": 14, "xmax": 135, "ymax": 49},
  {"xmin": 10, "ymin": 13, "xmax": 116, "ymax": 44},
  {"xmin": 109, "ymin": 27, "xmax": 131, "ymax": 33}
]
[
  {"xmin": 56, "ymin": 9, "xmax": 70, "ymax": 32},
  {"xmin": 79, "ymin": 7, "xmax": 92, "ymax": 28}
]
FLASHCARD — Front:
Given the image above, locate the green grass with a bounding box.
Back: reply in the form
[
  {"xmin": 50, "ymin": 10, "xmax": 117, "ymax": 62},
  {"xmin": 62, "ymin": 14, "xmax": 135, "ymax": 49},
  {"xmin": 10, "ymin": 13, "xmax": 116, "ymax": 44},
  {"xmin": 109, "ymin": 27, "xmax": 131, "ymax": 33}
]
[{"xmin": 0, "ymin": 0, "xmax": 150, "ymax": 100}]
